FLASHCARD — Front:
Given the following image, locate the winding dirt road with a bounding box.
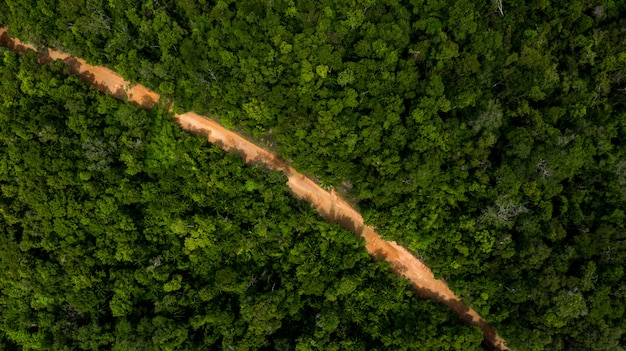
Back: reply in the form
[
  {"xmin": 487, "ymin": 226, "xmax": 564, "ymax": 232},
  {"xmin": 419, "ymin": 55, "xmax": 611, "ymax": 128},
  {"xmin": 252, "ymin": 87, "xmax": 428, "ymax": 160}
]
[{"xmin": 0, "ymin": 27, "xmax": 508, "ymax": 350}]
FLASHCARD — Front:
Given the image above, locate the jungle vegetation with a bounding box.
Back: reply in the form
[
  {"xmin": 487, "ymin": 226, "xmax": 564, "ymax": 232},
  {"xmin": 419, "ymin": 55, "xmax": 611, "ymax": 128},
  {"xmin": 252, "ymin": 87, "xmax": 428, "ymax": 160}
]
[
  {"xmin": 0, "ymin": 49, "xmax": 484, "ymax": 350},
  {"xmin": 1, "ymin": 0, "xmax": 626, "ymax": 350}
]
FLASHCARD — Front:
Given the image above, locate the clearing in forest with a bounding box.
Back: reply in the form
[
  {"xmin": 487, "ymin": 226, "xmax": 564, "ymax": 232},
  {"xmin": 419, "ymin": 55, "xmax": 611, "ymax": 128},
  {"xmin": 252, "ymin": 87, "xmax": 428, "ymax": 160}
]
[{"xmin": 0, "ymin": 27, "xmax": 508, "ymax": 351}]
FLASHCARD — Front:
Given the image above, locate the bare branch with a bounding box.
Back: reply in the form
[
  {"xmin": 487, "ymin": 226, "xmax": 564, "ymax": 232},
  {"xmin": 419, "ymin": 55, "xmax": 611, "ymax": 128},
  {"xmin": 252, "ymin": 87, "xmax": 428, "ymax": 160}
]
[{"xmin": 494, "ymin": 0, "xmax": 504, "ymax": 16}]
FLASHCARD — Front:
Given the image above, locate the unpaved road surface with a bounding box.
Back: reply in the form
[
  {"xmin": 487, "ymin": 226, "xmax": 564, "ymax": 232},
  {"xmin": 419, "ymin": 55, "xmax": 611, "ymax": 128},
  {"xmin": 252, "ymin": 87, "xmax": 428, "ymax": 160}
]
[{"xmin": 0, "ymin": 27, "xmax": 508, "ymax": 350}]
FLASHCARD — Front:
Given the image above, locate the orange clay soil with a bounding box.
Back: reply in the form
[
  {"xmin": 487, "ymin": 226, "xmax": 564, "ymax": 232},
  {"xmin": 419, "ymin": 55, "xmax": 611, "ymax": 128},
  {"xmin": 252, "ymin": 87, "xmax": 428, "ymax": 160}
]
[{"xmin": 0, "ymin": 27, "xmax": 508, "ymax": 350}]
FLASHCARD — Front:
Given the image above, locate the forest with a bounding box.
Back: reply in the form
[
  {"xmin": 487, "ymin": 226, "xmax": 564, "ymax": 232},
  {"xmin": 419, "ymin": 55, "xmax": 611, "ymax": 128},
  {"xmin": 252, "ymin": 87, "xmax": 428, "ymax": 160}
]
[
  {"xmin": 0, "ymin": 50, "xmax": 485, "ymax": 350},
  {"xmin": 1, "ymin": 0, "xmax": 626, "ymax": 350}
]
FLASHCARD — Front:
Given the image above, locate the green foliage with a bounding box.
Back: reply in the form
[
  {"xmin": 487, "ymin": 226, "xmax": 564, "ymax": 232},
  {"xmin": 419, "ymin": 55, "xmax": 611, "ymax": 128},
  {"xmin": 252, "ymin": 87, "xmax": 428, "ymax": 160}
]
[
  {"xmin": 1, "ymin": 0, "xmax": 626, "ymax": 349},
  {"xmin": 0, "ymin": 49, "xmax": 482, "ymax": 350}
]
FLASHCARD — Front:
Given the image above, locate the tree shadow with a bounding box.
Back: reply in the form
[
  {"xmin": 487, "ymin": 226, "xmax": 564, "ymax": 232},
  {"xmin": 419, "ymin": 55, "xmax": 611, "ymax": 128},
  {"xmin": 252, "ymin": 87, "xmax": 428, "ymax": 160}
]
[{"xmin": 0, "ymin": 29, "xmax": 31, "ymax": 55}]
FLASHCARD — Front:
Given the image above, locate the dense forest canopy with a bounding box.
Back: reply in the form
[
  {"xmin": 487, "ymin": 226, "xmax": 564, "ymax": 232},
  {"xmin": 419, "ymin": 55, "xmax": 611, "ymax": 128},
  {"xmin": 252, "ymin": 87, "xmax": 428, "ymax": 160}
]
[
  {"xmin": 0, "ymin": 49, "xmax": 485, "ymax": 350},
  {"xmin": 1, "ymin": 0, "xmax": 626, "ymax": 350}
]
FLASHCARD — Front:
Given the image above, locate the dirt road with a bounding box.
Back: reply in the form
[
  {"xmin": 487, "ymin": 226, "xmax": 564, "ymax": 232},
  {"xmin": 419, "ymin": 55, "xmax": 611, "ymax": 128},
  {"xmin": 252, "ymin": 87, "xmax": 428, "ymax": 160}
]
[{"xmin": 0, "ymin": 27, "xmax": 508, "ymax": 350}]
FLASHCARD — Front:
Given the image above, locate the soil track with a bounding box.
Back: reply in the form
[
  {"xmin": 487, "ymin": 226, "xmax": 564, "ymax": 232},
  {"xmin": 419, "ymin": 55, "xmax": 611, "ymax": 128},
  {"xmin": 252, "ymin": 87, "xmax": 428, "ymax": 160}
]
[{"xmin": 0, "ymin": 27, "xmax": 508, "ymax": 350}]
